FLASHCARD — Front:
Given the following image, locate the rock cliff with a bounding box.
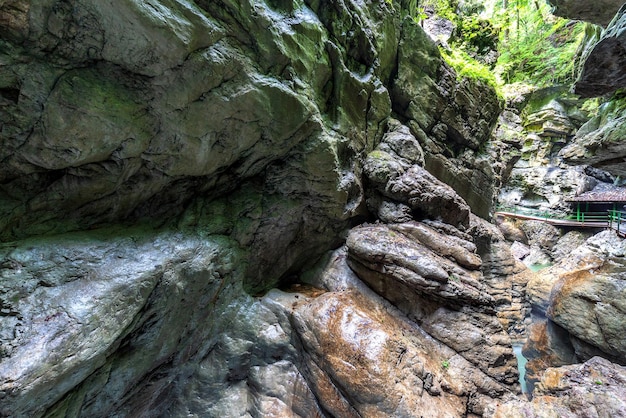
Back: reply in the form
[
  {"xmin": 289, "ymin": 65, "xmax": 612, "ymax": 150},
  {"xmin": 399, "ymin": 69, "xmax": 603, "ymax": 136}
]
[
  {"xmin": 2, "ymin": 0, "xmax": 625, "ymax": 417},
  {"xmin": 547, "ymin": 0, "xmax": 626, "ymax": 98},
  {"xmin": 573, "ymin": 6, "xmax": 626, "ymax": 98},
  {"xmin": 546, "ymin": 0, "xmax": 624, "ymax": 27}
]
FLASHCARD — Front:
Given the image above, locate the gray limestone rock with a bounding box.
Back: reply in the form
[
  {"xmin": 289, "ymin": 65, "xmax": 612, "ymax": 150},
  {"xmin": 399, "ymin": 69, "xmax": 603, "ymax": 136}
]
[
  {"xmin": 363, "ymin": 149, "xmax": 472, "ymax": 227},
  {"xmin": 5, "ymin": 0, "xmax": 619, "ymax": 417},
  {"xmin": 499, "ymin": 165, "xmax": 598, "ymax": 212},
  {"xmin": 560, "ymin": 110, "xmax": 626, "ymax": 178},
  {"xmin": 546, "ymin": 0, "xmax": 624, "ymax": 26},
  {"xmin": 0, "ymin": 228, "xmax": 246, "ymax": 417},
  {"xmin": 390, "ymin": 19, "xmax": 503, "ymax": 218},
  {"xmin": 493, "ymin": 356, "xmax": 626, "ymax": 418},
  {"xmin": 344, "ymin": 223, "xmax": 521, "ymax": 388},
  {"xmin": 0, "ymin": 0, "xmax": 395, "ymax": 241},
  {"xmin": 574, "ymin": 6, "xmax": 626, "ymax": 97},
  {"xmin": 524, "ymin": 230, "xmax": 626, "ymax": 363}
]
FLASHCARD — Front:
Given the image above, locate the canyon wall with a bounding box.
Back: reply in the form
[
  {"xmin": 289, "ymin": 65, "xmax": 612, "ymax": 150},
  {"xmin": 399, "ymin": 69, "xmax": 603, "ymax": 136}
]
[{"xmin": 1, "ymin": 0, "xmax": 626, "ymax": 417}]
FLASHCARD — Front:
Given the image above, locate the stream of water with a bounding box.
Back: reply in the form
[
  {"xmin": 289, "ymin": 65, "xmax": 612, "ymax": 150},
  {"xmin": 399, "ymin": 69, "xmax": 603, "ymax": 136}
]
[{"xmin": 512, "ymin": 343, "xmax": 528, "ymax": 394}]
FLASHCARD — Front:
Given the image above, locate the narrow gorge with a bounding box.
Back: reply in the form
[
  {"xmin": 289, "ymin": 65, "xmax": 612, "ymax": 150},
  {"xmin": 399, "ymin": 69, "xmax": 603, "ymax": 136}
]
[{"xmin": 0, "ymin": 0, "xmax": 625, "ymax": 417}]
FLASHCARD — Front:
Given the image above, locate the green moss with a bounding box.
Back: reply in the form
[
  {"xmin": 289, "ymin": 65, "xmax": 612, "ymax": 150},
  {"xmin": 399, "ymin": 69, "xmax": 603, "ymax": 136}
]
[
  {"xmin": 368, "ymin": 149, "xmax": 394, "ymax": 160},
  {"xmin": 581, "ymin": 97, "xmax": 601, "ymax": 117},
  {"xmin": 56, "ymin": 70, "xmax": 141, "ymax": 121},
  {"xmin": 439, "ymin": 47, "xmax": 501, "ymax": 97}
]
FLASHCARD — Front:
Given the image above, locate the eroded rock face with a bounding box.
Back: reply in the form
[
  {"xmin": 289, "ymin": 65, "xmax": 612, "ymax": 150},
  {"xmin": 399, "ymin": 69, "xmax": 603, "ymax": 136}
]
[
  {"xmin": 560, "ymin": 104, "xmax": 626, "ymax": 178},
  {"xmin": 390, "ymin": 20, "xmax": 503, "ymax": 218},
  {"xmin": 2, "ymin": 0, "xmax": 598, "ymax": 417},
  {"xmin": 525, "ymin": 230, "xmax": 626, "ymax": 365},
  {"xmin": 522, "ymin": 319, "xmax": 578, "ymax": 393},
  {"xmin": 494, "ymin": 356, "xmax": 626, "ymax": 418},
  {"xmin": 496, "ymin": 88, "xmax": 600, "ymax": 213},
  {"xmin": 176, "ymin": 249, "xmax": 524, "ymax": 418},
  {"xmin": 574, "ymin": 6, "xmax": 626, "ymax": 97},
  {"xmin": 0, "ymin": 0, "xmax": 395, "ymax": 241},
  {"xmin": 345, "ymin": 221, "xmax": 520, "ymax": 387},
  {"xmin": 0, "ymin": 1, "xmax": 516, "ymax": 416},
  {"xmin": 302, "ymin": 248, "xmax": 521, "ymax": 417},
  {"xmin": 546, "ymin": 0, "xmax": 624, "ymax": 26},
  {"xmin": 0, "ymin": 229, "xmax": 247, "ymax": 417},
  {"xmin": 363, "ymin": 120, "xmax": 471, "ymax": 228}
]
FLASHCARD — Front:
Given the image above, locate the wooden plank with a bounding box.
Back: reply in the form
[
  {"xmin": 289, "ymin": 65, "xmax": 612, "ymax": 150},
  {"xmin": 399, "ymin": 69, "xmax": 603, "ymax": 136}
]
[{"xmin": 494, "ymin": 211, "xmax": 608, "ymax": 228}]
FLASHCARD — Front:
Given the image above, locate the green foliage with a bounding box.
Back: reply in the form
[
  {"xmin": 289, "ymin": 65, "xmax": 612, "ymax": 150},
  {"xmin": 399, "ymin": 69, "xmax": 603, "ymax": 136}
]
[
  {"xmin": 604, "ymin": 89, "xmax": 626, "ymax": 114},
  {"xmin": 441, "ymin": 359, "xmax": 450, "ymax": 369},
  {"xmin": 420, "ymin": 0, "xmax": 457, "ymax": 21},
  {"xmin": 440, "ymin": 47, "xmax": 500, "ymax": 95},
  {"xmin": 413, "ymin": 7, "xmax": 428, "ymax": 24},
  {"xmin": 421, "ymin": 0, "xmax": 586, "ymax": 90},
  {"xmin": 494, "ymin": 2, "xmax": 585, "ymax": 86},
  {"xmin": 580, "ymin": 97, "xmax": 601, "ymax": 117},
  {"xmin": 455, "ymin": 15, "xmax": 499, "ymax": 54}
]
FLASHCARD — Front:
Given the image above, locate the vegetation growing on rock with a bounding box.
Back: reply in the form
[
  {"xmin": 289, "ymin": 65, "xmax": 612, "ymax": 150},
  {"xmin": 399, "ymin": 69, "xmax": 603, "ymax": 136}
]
[{"xmin": 420, "ymin": 0, "xmax": 586, "ymax": 92}]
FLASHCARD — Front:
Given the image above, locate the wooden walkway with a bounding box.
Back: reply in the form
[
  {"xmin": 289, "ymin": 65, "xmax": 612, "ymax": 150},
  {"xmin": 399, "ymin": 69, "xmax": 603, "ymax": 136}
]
[
  {"xmin": 495, "ymin": 208, "xmax": 626, "ymax": 237},
  {"xmin": 493, "ymin": 211, "xmax": 609, "ymax": 228}
]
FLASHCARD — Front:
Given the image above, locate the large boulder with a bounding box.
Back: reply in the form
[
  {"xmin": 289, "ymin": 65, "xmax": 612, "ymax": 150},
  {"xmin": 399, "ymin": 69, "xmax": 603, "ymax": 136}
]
[
  {"xmin": 546, "ymin": 0, "xmax": 624, "ymax": 26},
  {"xmin": 574, "ymin": 7, "xmax": 626, "ymax": 97},
  {"xmin": 363, "ymin": 121, "xmax": 472, "ymax": 228},
  {"xmin": 526, "ymin": 230, "xmax": 626, "ymax": 364},
  {"xmin": 345, "ymin": 222, "xmax": 520, "ymax": 386},
  {"xmin": 493, "ymin": 356, "xmax": 626, "ymax": 418},
  {"xmin": 0, "ymin": 229, "xmax": 247, "ymax": 417}
]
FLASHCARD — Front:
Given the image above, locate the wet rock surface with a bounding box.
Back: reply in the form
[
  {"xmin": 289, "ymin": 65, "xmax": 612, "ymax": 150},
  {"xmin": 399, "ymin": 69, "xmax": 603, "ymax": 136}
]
[
  {"xmin": 1, "ymin": 0, "xmax": 625, "ymax": 417},
  {"xmin": 494, "ymin": 356, "xmax": 626, "ymax": 418},
  {"xmin": 492, "ymin": 76, "xmax": 626, "ymax": 412},
  {"xmin": 525, "ymin": 230, "xmax": 626, "ymax": 363},
  {"xmin": 0, "ymin": 1, "xmax": 516, "ymax": 416},
  {"xmin": 0, "ymin": 229, "xmax": 246, "ymax": 417},
  {"xmin": 345, "ymin": 220, "xmax": 522, "ymax": 388}
]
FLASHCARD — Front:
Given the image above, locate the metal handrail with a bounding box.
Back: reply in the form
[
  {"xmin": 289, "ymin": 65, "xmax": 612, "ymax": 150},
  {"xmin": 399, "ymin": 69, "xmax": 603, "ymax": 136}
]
[
  {"xmin": 494, "ymin": 205, "xmax": 624, "ymax": 231},
  {"xmin": 495, "ymin": 205, "xmax": 579, "ymax": 222},
  {"xmin": 607, "ymin": 210, "xmax": 626, "ymax": 236}
]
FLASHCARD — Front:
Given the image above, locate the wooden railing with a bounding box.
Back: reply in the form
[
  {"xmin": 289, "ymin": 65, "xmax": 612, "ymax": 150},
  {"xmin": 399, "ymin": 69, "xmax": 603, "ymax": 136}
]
[{"xmin": 494, "ymin": 206, "xmax": 624, "ymax": 230}]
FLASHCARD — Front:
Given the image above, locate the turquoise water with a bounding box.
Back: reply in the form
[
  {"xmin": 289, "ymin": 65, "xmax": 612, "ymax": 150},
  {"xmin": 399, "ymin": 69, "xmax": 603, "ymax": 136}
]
[
  {"xmin": 528, "ymin": 263, "xmax": 552, "ymax": 272},
  {"xmin": 513, "ymin": 344, "xmax": 528, "ymax": 394}
]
